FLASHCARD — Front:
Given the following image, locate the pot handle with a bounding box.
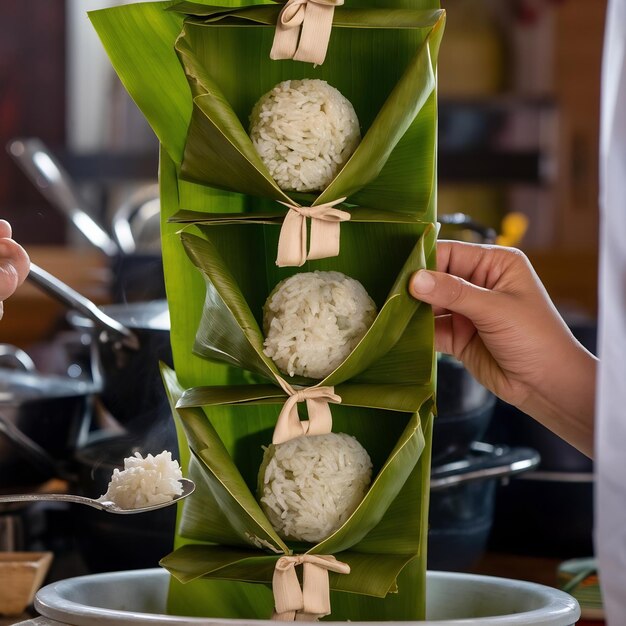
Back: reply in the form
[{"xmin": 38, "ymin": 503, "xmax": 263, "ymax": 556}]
[
  {"xmin": 27, "ymin": 263, "xmax": 140, "ymax": 351},
  {"xmin": 0, "ymin": 344, "xmax": 36, "ymax": 372},
  {"xmin": 438, "ymin": 213, "xmax": 497, "ymax": 244},
  {"xmin": 430, "ymin": 444, "xmax": 540, "ymax": 491},
  {"xmin": 111, "ymin": 184, "xmax": 160, "ymax": 255},
  {"xmin": 7, "ymin": 138, "xmax": 119, "ymax": 258}
]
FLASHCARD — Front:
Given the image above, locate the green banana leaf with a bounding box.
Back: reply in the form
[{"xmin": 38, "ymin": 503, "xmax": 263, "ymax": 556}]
[
  {"xmin": 180, "ymin": 220, "xmax": 436, "ymax": 389},
  {"xmin": 162, "ymin": 545, "xmax": 416, "ymax": 598},
  {"xmin": 161, "ymin": 361, "xmax": 433, "ymax": 600},
  {"xmin": 173, "ymin": 4, "xmax": 444, "ymax": 216},
  {"xmin": 175, "ymin": 381, "xmax": 430, "ymax": 552},
  {"xmin": 91, "ymin": 0, "xmax": 441, "ymax": 620},
  {"xmin": 89, "ymin": 0, "xmax": 442, "ymax": 219},
  {"xmin": 179, "ymin": 382, "xmax": 432, "ymax": 414},
  {"xmin": 163, "ymin": 365, "xmax": 290, "ymax": 553},
  {"xmin": 170, "ymin": 205, "xmax": 432, "ymax": 226}
]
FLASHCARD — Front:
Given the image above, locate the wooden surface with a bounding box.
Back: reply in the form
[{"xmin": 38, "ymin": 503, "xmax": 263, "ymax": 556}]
[
  {"xmin": 0, "ymin": 246, "xmax": 110, "ymax": 349},
  {"xmin": 472, "ymin": 552, "xmax": 605, "ymax": 625},
  {"xmin": 0, "ymin": 553, "xmax": 52, "ymax": 621},
  {"xmin": 552, "ymin": 0, "xmax": 606, "ymax": 251},
  {"xmin": 471, "ymin": 552, "xmax": 563, "ymax": 587}
]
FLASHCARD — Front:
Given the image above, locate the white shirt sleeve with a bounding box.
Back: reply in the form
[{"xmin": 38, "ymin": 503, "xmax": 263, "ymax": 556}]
[{"xmin": 595, "ymin": 0, "xmax": 626, "ymax": 621}]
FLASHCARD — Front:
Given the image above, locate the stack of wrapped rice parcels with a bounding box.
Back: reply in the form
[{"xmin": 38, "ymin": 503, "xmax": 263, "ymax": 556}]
[{"xmin": 91, "ymin": 0, "xmax": 445, "ymax": 620}]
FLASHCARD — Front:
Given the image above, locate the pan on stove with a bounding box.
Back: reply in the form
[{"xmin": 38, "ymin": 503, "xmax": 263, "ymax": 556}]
[
  {"xmin": 8, "ymin": 137, "xmax": 164, "ymax": 303},
  {"xmin": 27, "ymin": 263, "xmax": 172, "ymax": 432},
  {"xmin": 0, "ymin": 345, "xmax": 99, "ymax": 489},
  {"xmin": 428, "ymin": 442, "xmax": 540, "ymax": 571}
]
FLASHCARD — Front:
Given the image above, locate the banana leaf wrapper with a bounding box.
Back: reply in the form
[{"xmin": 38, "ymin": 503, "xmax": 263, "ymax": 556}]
[
  {"xmin": 161, "ymin": 364, "xmax": 434, "ymax": 618},
  {"xmin": 89, "ymin": 0, "xmax": 441, "ymax": 619},
  {"xmin": 171, "ymin": 3, "xmax": 444, "ymax": 217},
  {"xmin": 176, "ymin": 218, "xmax": 437, "ymax": 390}
]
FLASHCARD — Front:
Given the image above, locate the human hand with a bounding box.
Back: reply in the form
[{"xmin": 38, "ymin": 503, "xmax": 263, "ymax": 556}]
[
  {"xmin": 0, "ymin": 220, "xmax": 30, "ymax": 320},
  {"xmin": 409, "ymin": 240, "xmax": 596, "ymax": 457}
]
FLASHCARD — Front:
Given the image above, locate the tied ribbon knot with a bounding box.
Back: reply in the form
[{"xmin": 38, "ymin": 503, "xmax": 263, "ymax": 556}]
[
  {"xmin": 273, "ymin": 383, "xmax": 341, "ymax": 445},
  {"xmin": 272, "ymin": 554, "xmax": 351, "ymax": 621},
  {"xmin": 270, "ymin": 0, "xmax": 344, "ymax": 66},
  {"xmin": 276, "ymin": 198, "xmax": 350, "ymax": 267}
]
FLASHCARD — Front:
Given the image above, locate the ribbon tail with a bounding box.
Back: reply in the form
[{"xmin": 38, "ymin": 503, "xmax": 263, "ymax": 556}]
[
  {"xmin": 301, "ymin": 562, "xmax": 331, "ymax": 618},
  {"xmin": 293, "ymin": 3, "xmax": 335, "ymax": 65},
  {"xmin": 273, "ymin": 562, "xmax": 305, "ymax": 615},
  {"xmin": 304, "ymin": 397, "xmax": 333, "ymax": 436},
  {"xmin": 307, "ymin": 218, "xmax": 341, "ymax": 262},
  {"xmin": 277, "ymin": 210, "xmax": 308, "ymax": 267},
  {"xmin": 273, "ymin": 396, "xmax": 307, "ymax": 445},
  {"xmin": 270, "ymin": 12, "xmax": 301, "ymax": 61}
]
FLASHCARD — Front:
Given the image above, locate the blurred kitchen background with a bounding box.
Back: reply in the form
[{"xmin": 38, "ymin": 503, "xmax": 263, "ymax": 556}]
[
  {"xmin": 0, "ymin": 0, "xmax": 605, "ymax": 621},
  {"xmin": 0, "ymin": 0, "xmax": 603, "ymax": 339}
]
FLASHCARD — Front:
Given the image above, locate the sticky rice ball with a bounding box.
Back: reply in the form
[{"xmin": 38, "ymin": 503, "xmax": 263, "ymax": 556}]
[
  {"xmin": 99, "ymin": 451, "xmax": 183, "ymax": 510},
  {"xmin": 258, "ymin": 432, "xmax": 373, "ymax": 543},
  {"xmin": 263, "ymin": 271, "xmax": 377, "ymax": 380},
  {"xmin": 249, "ymin": 79, "xmax": 361, "ymax": 192}
]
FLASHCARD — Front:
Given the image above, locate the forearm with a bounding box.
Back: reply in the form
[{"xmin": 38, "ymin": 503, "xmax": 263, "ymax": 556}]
[{"xmin": 518, "ymin": 343, "xmax": 597, "ymax": 459}]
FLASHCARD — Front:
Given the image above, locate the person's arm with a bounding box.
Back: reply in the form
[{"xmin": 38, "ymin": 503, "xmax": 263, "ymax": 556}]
[
  {"xmin": 409, "ymin": 240, "xmax": 597, "ymax": 458},
  {"xmin": 0, "ymin": 219, "xmax": 31, "ymax": 320}
]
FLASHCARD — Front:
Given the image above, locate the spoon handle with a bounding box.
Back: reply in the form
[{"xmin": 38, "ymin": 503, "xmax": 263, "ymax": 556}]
[{"xmin": 0, "ymin": 493, "xmax": 107, "ymax": 511}]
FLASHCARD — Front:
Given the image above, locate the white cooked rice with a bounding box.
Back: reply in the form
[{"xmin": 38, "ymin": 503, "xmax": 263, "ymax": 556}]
[
  {"xmin": 259, "ymin": 432, "xmax": 373, "ymax": 543},
  {"xmin": 263, "ymin": 271, "xmax": 377, "ymax": 379},
  {"xmin": 99, "ymin": 451, "xmax": 183, "ymax": 510},
  {"xmin": 249, "ymin": 79, "xmax": 361, "ymax": 192}
]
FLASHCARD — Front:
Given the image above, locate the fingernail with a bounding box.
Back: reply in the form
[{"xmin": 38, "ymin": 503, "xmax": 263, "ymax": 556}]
[{"xmin": 411, "ymin": 270, "xmax": 436, "ymax": 294}]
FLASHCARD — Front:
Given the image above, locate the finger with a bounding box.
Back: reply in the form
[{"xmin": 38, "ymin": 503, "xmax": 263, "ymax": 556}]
[
  {"xmin": 0, "ymin": 239, "xmax": 30, "ymax": 299},
  {"xmin": 0, "ymin": 220, "xmax": 12, "ymax": 239},
  {"xmin": 436, "ymin": 240, "xmax": 521, "ymax": 291},
  {"xmin": 434, "ymin": 313, "xmax": 478, "ymax": 358},
  {"xmin": 434, "ymin": 314, "xmax": 454, "ymax": 354},
  {"xmin": 435, "ymin": 240, "xmax": 487, "ymax": 279},
  {"xmin": 410, "ymin": 269, "xmax": 494, "ymax": 324}
]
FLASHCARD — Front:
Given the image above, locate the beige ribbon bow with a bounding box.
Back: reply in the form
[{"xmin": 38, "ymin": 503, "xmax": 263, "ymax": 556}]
[
  {"xmin": 270, "ymin": 0, "xmax": 344, "ymax": 66},
  {"xmin": 272, "ymin": 554, "xmax": 351, "ymax": 621},
  {"xmin": 276, "ymin": 198, "xmax": 350, "ymax": 268},
  {"xmin": 273, "ymin": 383, "xmax": 341, "ymax": 445}
]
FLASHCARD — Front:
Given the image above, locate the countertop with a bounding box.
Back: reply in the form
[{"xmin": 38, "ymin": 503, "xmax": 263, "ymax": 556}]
[{"xmin": 1, "ymin": 553, "xmax": 599, "ymax": 625}]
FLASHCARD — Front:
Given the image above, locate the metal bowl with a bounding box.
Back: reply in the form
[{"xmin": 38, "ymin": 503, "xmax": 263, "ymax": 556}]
[{"xmin": 34, "ymin": 568, "xmax": 579, "ymax": 625}]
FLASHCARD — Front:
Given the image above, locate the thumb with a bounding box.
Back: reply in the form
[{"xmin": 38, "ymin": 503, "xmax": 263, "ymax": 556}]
[{"xmin": 409, "ymin": 269, "xmax": 493, "ymax": 321}]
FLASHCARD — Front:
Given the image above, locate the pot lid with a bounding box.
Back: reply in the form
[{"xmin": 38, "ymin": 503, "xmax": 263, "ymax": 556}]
[
  {"xmin": 103, "ymin": 301, "xmax": 170, "ymax": 331},
  {"xmin": 69, "ymin": 300, "xmax": 170, "ymax": 332},
  {"xmin": 0, "ymin": 369, "xmax": 98, "ymax": 403}
]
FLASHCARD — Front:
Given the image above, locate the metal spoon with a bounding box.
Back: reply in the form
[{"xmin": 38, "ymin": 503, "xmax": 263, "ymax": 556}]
[{"xmin": 0, "ymin": 478, "xmax": 195, "ymax": 514}]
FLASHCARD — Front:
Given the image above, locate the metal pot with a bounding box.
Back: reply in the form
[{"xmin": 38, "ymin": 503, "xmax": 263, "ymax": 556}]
[
  {"xmin": 67, "ymin": 300, "xmax": 172, "ymax": 430},
  {"xmin": 0, "ymin": 346, "xmax": 98, "ymax": 488},
  {"xmin": 488, "ymin": 471, "xmax": 594, "ymax": 558},
  {"xmin": 433, "ymin": 354, "xmax": 496, "ymax": 464},
  {"xmin": 27, "ymin": 263, "xmax": 172, "ymax": 432},
  {"xmin": 8, "ymin": 138, "xmax": 164, "ymax": 303},
  {"xmin": 428, "ymin": 442, "xmax": 540, "ymax": 572}
]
